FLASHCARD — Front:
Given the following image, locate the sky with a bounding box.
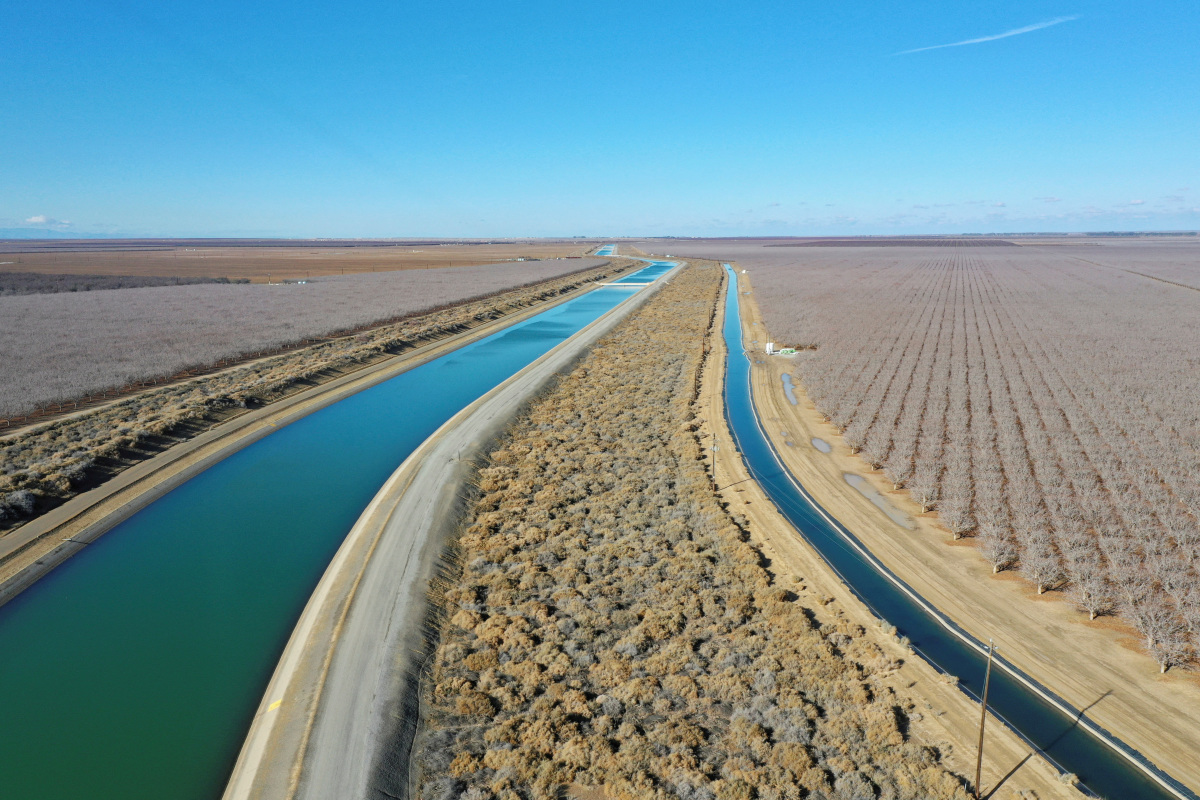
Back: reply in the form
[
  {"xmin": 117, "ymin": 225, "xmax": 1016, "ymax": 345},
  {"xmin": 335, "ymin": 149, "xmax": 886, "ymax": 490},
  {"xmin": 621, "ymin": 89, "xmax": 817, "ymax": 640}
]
[{"xmin": 2, "ymin": 0, "xmax": 1198, "ymax": 237}]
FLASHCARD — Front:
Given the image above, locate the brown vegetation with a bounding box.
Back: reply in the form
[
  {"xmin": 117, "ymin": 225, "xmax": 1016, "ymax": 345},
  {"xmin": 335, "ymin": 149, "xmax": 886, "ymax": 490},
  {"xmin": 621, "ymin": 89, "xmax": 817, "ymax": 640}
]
[
  {"xmin": 413, "ymin": 262, "xmax": 969, "ymax": 800},
  {"xmin": 0, "ymin": 258, "xmax": 611, "ymax": 419},
  {"xmin": 0, "ymin": 260, "xmax": 634, "ymax": 530},
  {"xmin": 634, "ymin": 238, "xmax": 1200, "ymax": 674},
  {"xmin": 0, "ymin": 239, "xmax": 598, "ymax": 282}
]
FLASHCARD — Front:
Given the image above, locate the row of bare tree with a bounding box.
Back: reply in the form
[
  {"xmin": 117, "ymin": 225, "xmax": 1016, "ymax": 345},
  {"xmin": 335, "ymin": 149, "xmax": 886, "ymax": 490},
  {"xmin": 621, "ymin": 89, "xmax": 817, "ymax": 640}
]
[
  {"xmin": 629, "ymin": 238, "xmax": 1200, "ymax": 672},
  {"xmin": 763, "ymin": 246, "xmax": 1200, "ymax": 672}
]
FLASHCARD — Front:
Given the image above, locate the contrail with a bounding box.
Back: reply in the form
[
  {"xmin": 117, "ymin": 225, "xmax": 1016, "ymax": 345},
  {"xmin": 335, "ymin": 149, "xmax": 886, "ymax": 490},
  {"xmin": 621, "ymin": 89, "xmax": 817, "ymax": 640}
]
[{"xmin": 895, "ymin": 15, "xmax": 1079, "ymax": 55}]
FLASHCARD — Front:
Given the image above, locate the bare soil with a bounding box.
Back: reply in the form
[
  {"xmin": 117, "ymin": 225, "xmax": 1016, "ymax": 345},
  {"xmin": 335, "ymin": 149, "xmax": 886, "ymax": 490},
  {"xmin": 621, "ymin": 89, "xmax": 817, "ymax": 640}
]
[{"xmin": 0, "ymin": 240, "xmax": 600, "ymax": 283}]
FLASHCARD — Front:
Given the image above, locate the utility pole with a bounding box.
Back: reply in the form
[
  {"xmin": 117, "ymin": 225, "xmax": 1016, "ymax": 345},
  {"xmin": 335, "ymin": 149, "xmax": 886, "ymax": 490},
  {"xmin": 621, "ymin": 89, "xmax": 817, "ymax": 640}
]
[{"xmin": 974, "ymin": 639, "xmax": 996, "ymax": 799}]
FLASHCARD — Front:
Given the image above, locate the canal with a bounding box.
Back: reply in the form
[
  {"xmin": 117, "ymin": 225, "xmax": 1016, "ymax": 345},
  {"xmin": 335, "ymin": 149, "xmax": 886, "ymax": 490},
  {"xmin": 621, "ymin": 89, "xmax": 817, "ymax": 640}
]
[
  {"xmin": 720, "ymin": 264, "xmax": 1192, "ymax": 800},
  {"xmin": 0, "ymin": 257, "xmax": 673, "ymax": 800}
]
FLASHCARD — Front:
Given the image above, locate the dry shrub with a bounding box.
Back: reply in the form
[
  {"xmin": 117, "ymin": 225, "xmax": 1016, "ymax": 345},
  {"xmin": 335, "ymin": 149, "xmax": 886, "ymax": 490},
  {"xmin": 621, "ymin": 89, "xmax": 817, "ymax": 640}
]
[{"xmin": 413, "ymin": 263, "xmax": 969, "ymax": 799}]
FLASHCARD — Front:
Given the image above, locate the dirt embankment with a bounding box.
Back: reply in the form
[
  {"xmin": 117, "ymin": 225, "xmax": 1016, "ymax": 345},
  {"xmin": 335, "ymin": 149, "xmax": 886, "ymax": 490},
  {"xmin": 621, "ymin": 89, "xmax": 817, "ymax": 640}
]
[
  {"xmin": 0, "ymin": 260, "xmax": 638, "ymax": 608},
  {"xmin": 731, "ymin": 267, "xmax": 1200, "ymax": 797},
  {"xmin": 408, "ymin": 262, "xmax": 992, "ymax": 800},
  {"xmin": 222, "ymin": 263, "xmax": 683, "ymax": 800}
]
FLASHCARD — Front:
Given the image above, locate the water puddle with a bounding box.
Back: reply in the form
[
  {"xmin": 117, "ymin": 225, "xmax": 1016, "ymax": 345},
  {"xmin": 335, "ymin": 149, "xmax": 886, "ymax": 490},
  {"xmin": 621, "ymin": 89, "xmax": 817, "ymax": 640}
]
[
  {"xmin": 843, "ymin": 473, "xmax": 914, "ymax": 529},
  {"xmin": 780, "ymin": 374, "xmax": 799, "ymax": 405},
  {"xmin": 811, "ymin": 437, "xmax": 832, "ymax": 453}
]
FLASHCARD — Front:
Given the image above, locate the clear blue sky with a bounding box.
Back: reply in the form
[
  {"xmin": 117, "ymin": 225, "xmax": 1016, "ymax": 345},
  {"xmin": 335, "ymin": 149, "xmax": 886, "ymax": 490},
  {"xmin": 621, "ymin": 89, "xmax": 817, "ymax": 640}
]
[{"xmin": 3, "ymin": 0, "xmax": 1197, "ymax": 237}]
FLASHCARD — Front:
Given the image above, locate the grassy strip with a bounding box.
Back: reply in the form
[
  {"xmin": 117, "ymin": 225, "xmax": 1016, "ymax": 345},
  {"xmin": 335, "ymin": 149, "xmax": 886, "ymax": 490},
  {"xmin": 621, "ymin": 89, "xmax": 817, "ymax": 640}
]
[
  {"xmin": 413, "ymin": 262, "xmax": 969, "ymax": 800},
  {"xmin": 0, "ymin": 259, "xmax": 636, "ymax": 531}
]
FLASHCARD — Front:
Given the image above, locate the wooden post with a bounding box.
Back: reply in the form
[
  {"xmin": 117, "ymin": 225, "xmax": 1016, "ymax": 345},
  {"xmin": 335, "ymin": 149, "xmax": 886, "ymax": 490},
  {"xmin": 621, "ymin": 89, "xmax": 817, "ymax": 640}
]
[{"xmin": 975, "ymin": 639, "xmax": 996, "ymax": 799}]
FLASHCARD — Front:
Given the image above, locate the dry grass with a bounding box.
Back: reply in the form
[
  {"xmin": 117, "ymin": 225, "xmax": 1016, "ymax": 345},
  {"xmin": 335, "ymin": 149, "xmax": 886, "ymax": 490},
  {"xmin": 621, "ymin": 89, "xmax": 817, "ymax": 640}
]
[
  {"xmin": 0, "ymin": 258, "xmax": 608, "ymax": 418},
  {"xmin": 0, "ymin": 260, "xmax": 634, "ymax": 529},
  {"xmin": 413, "ymin": 262, "xmax": 969, "ymax": 800}
]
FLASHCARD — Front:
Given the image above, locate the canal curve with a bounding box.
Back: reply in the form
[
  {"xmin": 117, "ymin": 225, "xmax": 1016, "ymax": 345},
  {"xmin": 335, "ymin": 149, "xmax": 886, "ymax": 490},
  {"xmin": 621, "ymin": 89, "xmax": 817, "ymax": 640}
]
[
  {"xmin": 0, "ymin": 258, "xmax": 674, "ymax": 800},
  {"xmin": 720, "ymin": 264, "xmax": 1193, "ymax": 800}
]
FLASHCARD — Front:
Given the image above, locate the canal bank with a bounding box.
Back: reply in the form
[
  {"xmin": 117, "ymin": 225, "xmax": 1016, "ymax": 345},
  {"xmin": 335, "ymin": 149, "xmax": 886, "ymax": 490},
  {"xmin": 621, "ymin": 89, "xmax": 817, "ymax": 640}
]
[
  {"xmin": 0, "ymin": 260, "xmax": 674, "ymax": 800},
  {"xmin": 223, "ymin": 260, "xmax": 682, "ymax": 800},
  {"xmin": 729, "ymin": 262, "xmax": 1200, "ymax": 798},
  {"xmin": 717, "ymin": 264, "xmax": 1195, "ymax": 800},
  {"xmin": 696, "ymin": 269, "xmax": 1080, "ymax": 799},
  {"xmin": 0, "ymin": 259, "xmax": 639, "ymax": 608}
]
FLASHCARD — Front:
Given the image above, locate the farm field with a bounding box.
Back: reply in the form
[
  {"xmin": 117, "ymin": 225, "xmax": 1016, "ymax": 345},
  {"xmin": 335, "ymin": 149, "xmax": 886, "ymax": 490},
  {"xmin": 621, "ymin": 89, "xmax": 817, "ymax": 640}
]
[
  {"xmin": 0, "ymin": 258, "xmax": 608, "ymax": 418},
  {"xmin": 0, "ymin": 259, "xmax": 634, "ymax": 531},
  {"xmin": 415, "ymin": 262, "xmax": 972, "ymax": 800},
  {"xmin": 0, "ymin": 272, "xmax": 249, "ymax": 295},
  {"xmin": 636, "ymin": 237, "xmax": 1200, "ymax": 674},
  {"xmin": 0, "ymin": 239, "xmax": 599, "ymax": 282}
]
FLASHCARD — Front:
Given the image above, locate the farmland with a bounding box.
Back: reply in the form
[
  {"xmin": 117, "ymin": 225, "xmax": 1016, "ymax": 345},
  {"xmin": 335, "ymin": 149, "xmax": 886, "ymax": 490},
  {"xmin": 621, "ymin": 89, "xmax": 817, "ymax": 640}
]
[
  {"xmin": 0, "ymin": 258, "xmax": 607, "ymax": 418},
  {"xmin": 0, "ymin": 238, "xmax": 599, "ymax": 283},
  {"xmin": 637, "ymin": 237, "xmax": 1200, "ymax": 673},
  {"xmin": 0, "ymin": 259, "xmax": 633, "ymax": 530},
  {"xmin": 0, "ymin": 272, "xmax": 249, "ymax": 295},
  {"xmin": 413, "ymin": 262, "xmax": 970, "ymax": 800}
]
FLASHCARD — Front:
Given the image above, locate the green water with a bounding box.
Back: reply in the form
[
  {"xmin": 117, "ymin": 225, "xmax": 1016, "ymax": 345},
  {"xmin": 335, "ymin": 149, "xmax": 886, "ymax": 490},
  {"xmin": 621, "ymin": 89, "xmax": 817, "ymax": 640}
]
[{"xmin": 0, "ymin": 265, "xmax": 673, "ymax": 800}]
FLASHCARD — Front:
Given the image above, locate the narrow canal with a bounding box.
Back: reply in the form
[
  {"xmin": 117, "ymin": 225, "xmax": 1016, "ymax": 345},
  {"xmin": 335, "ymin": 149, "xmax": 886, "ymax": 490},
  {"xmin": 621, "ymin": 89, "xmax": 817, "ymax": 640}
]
[
  {"xmin": 720, "ymin": 265, "xmax": 1192, "ymax": 800},
  {"xmin": 0, "ymin": 258, "xmax": 674, "ymax": 800}
]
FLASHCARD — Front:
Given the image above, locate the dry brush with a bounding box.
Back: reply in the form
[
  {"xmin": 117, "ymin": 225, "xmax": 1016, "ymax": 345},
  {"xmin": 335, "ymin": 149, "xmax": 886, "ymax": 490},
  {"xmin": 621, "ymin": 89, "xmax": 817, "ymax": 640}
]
[{"xmin": 413, "ymin": 262, "xmax": 969, "ymax": 800}]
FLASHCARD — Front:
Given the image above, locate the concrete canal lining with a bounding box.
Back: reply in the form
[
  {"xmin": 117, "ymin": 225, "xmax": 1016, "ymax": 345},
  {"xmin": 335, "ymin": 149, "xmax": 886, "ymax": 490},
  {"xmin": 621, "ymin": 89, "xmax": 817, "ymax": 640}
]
[{"xmin": 223, "ymin": 262, "xmax": 681, "ymax": 800}]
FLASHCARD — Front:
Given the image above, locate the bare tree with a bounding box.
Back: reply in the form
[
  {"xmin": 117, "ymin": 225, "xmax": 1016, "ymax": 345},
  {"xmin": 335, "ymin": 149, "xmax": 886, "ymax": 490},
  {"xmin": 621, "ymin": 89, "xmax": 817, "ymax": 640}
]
[
  {"xmin": 883, "ymin": 450, "xmax": 912, "ymax": 490},
  {"xmin": 1066, "ymin": 556, "xmax": 1115, "ymax": 620},
  {"xmin": 911, "ymin": 462, "xmax": 940, "ymax": 513},
  {"xmin": 1021, "ymin": 539, "xmax": 1064, "ymax": 595},
  {"xmin": 977, "ymin": 522, "xmax": 1017, "ymax": 573},
  {"xmin": 1124, "ymin": 595, "xmax": 1192, "ymax": 673},
  {"xmin": 843, "ymin": 420, "xmax": 868, "ymax": 454}
]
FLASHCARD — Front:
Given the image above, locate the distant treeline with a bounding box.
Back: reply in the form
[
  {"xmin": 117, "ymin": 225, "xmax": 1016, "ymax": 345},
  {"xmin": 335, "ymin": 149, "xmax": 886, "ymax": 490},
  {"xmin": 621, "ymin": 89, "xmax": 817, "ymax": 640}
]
[{"xmin": 0, "ymin": 272, "xmax": 249, "ymax": 296}]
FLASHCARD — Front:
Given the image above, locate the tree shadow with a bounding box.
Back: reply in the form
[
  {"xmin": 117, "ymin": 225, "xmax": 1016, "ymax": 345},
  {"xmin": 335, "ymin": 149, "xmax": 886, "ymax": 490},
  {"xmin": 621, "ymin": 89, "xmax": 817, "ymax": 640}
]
[{"xmin": 984, "ymin": 690, "xmax": 1113, "ymax": 799}]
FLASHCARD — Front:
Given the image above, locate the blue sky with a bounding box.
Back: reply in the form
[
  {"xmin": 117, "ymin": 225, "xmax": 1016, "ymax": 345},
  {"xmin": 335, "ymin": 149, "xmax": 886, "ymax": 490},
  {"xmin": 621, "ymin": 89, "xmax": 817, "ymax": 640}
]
[{"xmin": 3, "ymin": 1, "xmax": 1197, "ymax": 237}]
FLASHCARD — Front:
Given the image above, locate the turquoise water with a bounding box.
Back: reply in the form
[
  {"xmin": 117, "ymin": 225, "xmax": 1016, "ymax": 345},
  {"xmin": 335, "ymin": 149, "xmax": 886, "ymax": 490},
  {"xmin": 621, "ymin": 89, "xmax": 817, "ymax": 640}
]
[
  {"xmin": 719, "ymin": 265, "xmax": 1192, "ymax": 800},
  {"xmin": 0, "ymin": 265, "xmax": 671, "ymax": 800}
]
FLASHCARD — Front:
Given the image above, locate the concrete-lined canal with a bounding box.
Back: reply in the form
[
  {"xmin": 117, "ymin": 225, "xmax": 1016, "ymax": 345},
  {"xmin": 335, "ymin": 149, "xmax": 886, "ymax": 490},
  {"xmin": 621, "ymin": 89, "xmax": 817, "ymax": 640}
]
[
  {"xmin": 0, "ymin": 258, "xmax": 673, "ymax": 800},
  {"xmin": 720, "ymin": 264, "xmax": 1192, "ymax": 800}
]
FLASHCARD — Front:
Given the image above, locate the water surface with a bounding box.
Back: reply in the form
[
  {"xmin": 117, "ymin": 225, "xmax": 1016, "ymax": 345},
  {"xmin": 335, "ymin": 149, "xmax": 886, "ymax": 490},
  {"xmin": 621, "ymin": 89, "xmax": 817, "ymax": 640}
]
[{"xmin": 0, "ymin": 264, "xmax": 670, "ymax": 800}]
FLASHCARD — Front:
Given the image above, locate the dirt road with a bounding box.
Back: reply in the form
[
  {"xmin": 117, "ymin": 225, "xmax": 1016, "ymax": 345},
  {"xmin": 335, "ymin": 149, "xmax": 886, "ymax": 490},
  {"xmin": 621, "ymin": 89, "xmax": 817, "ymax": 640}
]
[
  {"xmin": 693, "ymin": 268, "xmax": 1082, "ymax": 800},
  {"xmin": 732, "ymin": 267, "xmax": 1200, "ymax": 797}
]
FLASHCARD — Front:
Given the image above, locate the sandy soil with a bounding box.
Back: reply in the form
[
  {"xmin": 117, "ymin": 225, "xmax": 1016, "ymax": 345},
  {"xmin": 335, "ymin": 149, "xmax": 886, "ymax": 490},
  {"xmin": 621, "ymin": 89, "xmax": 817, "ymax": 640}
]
[
  {"xmin": 0, "ymin": 241, "xmax": 599, "ymax": 283},
  {"xmin": 728, "ymin": 268, "xmax": 1200, "ymax": 796},
  {"xmin": 222, "ymin": 265, "xmax": 682, "ymax": 800},
  {"xmin": 0, "ymin": 272, "xmax": 629, "ymax": 607}
]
